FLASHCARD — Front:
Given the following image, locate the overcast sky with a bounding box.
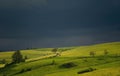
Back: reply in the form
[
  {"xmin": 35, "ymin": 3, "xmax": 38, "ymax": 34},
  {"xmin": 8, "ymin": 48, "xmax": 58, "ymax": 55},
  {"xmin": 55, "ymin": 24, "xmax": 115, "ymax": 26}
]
[{"xmin": 0, "ymin": 0, "xmax": 120, "ymax": 50}]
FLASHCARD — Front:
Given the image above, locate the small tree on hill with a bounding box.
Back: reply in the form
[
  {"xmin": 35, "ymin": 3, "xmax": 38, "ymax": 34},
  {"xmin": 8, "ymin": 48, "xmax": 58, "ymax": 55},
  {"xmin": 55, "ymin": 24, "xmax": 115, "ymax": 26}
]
[
  {"xmin": 12, "ymin": 50, "xmax": 24, "ymax": 63},
  {"xmin": 51, "ymin": 48, "xmax": 58, "ymax": 54},
  {"xmin": 24, "ymin": 55, "xmax": 28, "ymax": 60},
  {"xmin": 104, "ymin": 49, "xmax": 109, "ymax": 55},
  {"xmin": 51, "ymin": 60, "xmax": 55, "ymax": 65},
  {"xmin": 1, "ymin": 59, "xmax": 6, "ymax": 64},
  {"xmin": 89, "ymin": 51, "xmax": 95, "ymax": 57}
]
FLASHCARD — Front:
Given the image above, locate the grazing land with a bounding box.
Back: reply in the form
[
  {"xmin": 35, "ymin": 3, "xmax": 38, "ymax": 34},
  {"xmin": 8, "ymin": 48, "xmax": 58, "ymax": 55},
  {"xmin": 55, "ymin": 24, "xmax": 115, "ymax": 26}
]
[{"xmin": 0, "ymin": 42, "xmax": 120, "ymax": 76}]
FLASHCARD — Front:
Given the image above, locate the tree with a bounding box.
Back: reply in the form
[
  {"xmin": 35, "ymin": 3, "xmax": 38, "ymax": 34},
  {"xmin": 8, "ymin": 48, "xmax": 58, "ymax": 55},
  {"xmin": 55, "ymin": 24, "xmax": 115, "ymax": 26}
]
[
  {"xmin": 24, "ymin": 55, "xmax": 28, "ymax": 60},
  {"xmin": 89, "ymin": 51, "xmax": 95, "ymax": 57},
  {"xmin": 12, "ymin": 50, "xmax": 24, "ymax": 63},
  {"xmin": 104, "ymin": 49, "xmax": 108, "ymax": 55},
  {"xmin": 51, "ymin": 48, "xmax": 58, "ymax": 54},
  {"xmin": 1, "ymin": 59, "xmax": 6, "ymax": 64},
  {"xmin": 51, "ymin": 60, "xmax": 55, "ymax": 65}
]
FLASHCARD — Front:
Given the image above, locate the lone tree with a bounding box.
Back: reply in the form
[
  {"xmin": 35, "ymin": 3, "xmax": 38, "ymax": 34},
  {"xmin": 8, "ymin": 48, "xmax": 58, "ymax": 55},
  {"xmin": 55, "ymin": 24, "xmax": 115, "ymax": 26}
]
[
  {"xmin": 1, "ymin": 59, "xmax": 6, "ymax": 64},
  {"xmin": 12, "ymin": 50, "xmax": 24, "ymax": 63},
  {"xmin": 51, "ymin": 48, "xmax": 58, "ymax": 54},
  {"xmin": 24, "ymin": 55, "xmax": 28, "ymax": 60},
  {"xmin": 89, "ymin": 51, "xmax": 95, "ymax": 57},
  {"xmin": 104, "ymin": 49, "xmax": 109, "ymax": 55},
  {"xmin": 51, "ymin": 60, "xmax": 55, "ymax": 65}
]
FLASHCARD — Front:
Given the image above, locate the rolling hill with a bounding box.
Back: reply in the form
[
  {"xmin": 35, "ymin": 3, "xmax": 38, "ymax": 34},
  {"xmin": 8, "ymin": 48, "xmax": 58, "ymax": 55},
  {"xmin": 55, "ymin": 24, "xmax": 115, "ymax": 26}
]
[{"xmin": 0, "ymin": 42, "xmax": 120, "ymax": 76}]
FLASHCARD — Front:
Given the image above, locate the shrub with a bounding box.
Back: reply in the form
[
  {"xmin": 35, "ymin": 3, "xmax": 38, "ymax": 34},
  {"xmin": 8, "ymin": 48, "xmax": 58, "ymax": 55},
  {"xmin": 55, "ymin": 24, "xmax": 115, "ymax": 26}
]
[
  {"xmin": 1, "ymin": 59, "xmax": 6, "ymax": 64},
  {"xmin": 26, "ymin": 68, "xmax": 32, "ymax": 71},
  {"xmin": 19, "ymin": 69, "xmax": 25, "ymax": 73},
  {"xmin": 17, "ymin": 68, "xmax": 32, "ymax": 74},
  {"xmin": 97, "ymin": 58, "xmax": 104, "ymax": 60},
  {"xmin": 77, "ymin": 67, "xmax": 96, "ymax": 74},
  {"xmin": 82, "ymin": 58, "xmax": 88, "ymax": 62},
  {"xmin": 104, "ymin": 49, "xmax": 109, "ymax": 55},
  {"xmin": 51, "ymin": 60, "xmax": 55, "ymax": 65},
  {"xmin": 89, "ymin": 51, "xmax": 95, "ymax": 57},
  {"xmin": 24, "ymin": 55, "xmax": 28, "ymax": 60},
  {"xmin": 4, "ymin": 62, "xmax": 14, "ymax": 67},
  {"xmin": 59, "ymin": 62, "xmax": 77, "ymax": 68}
]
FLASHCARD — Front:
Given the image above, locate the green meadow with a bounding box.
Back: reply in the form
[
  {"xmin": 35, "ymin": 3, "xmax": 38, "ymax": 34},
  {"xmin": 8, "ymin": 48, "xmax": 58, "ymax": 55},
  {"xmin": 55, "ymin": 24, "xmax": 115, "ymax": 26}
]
[{"xmin": 0, "ymin": 42, "xmax": 120, "ymax": 76}]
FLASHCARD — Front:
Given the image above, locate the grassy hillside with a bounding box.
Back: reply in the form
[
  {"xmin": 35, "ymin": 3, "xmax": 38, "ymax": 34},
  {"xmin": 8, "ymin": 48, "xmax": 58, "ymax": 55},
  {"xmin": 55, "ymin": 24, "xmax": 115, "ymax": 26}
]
[
  {"xmin": 62, "ymin": 42, "xmax": 120, "ymax": 57},
  {"xmin": 0, "ymin": 42, "xmax": 120, "ymax": 76},
  {"xmin": 0, "ymin": 48, "xmax": 53, "ymax": 63}
]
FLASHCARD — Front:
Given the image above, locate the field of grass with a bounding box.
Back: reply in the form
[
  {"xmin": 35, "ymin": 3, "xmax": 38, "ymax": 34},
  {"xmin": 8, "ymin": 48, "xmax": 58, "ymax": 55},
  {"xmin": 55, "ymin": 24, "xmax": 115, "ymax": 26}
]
[
  {"xmin": 0, "ymin": 48, "xmax": 53, "ymax": 63},
  {"xmin": 0, "ymin": 42, "xmax": 120, "ymax": 76},
  {"xmin": 46, "ymin": 60, "xmax": 120, "ymax": 76},
  {"xmin": 62, "ymin": 42, "xmax": 120, "ymax": 57}
]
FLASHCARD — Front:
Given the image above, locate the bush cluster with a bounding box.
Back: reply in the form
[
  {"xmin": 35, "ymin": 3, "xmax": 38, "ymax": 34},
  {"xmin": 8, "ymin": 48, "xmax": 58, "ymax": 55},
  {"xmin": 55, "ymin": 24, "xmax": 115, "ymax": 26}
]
[
  {"xmin": 59, "ymin": 62, "xmax": 77, "ymax": 68},
  {"xmin": 77, "ymin": 67, "xmax": 96, "ymax": 74}
]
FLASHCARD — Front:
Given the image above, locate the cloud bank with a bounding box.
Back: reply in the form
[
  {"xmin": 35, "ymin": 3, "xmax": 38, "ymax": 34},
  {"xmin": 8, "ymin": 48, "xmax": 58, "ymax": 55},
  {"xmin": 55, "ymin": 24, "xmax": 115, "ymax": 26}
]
[
  {"xmin": 0, "ymin": 0, "xmax": 120, "ymax": 50},
  {"xmin": 0, "ymin": 0, "xmax": 48, "ymax": 9}
]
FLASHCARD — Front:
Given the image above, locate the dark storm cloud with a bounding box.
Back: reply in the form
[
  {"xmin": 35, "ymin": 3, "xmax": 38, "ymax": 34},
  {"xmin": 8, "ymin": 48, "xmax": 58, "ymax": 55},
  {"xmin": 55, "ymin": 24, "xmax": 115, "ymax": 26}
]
[
  {"xmin": 0, "ymin": 0, "xmax": 120, "ymax": 50},
  {"xmin": 0, "ymin": 0, "xmax": 48, "ymax": 9}
]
